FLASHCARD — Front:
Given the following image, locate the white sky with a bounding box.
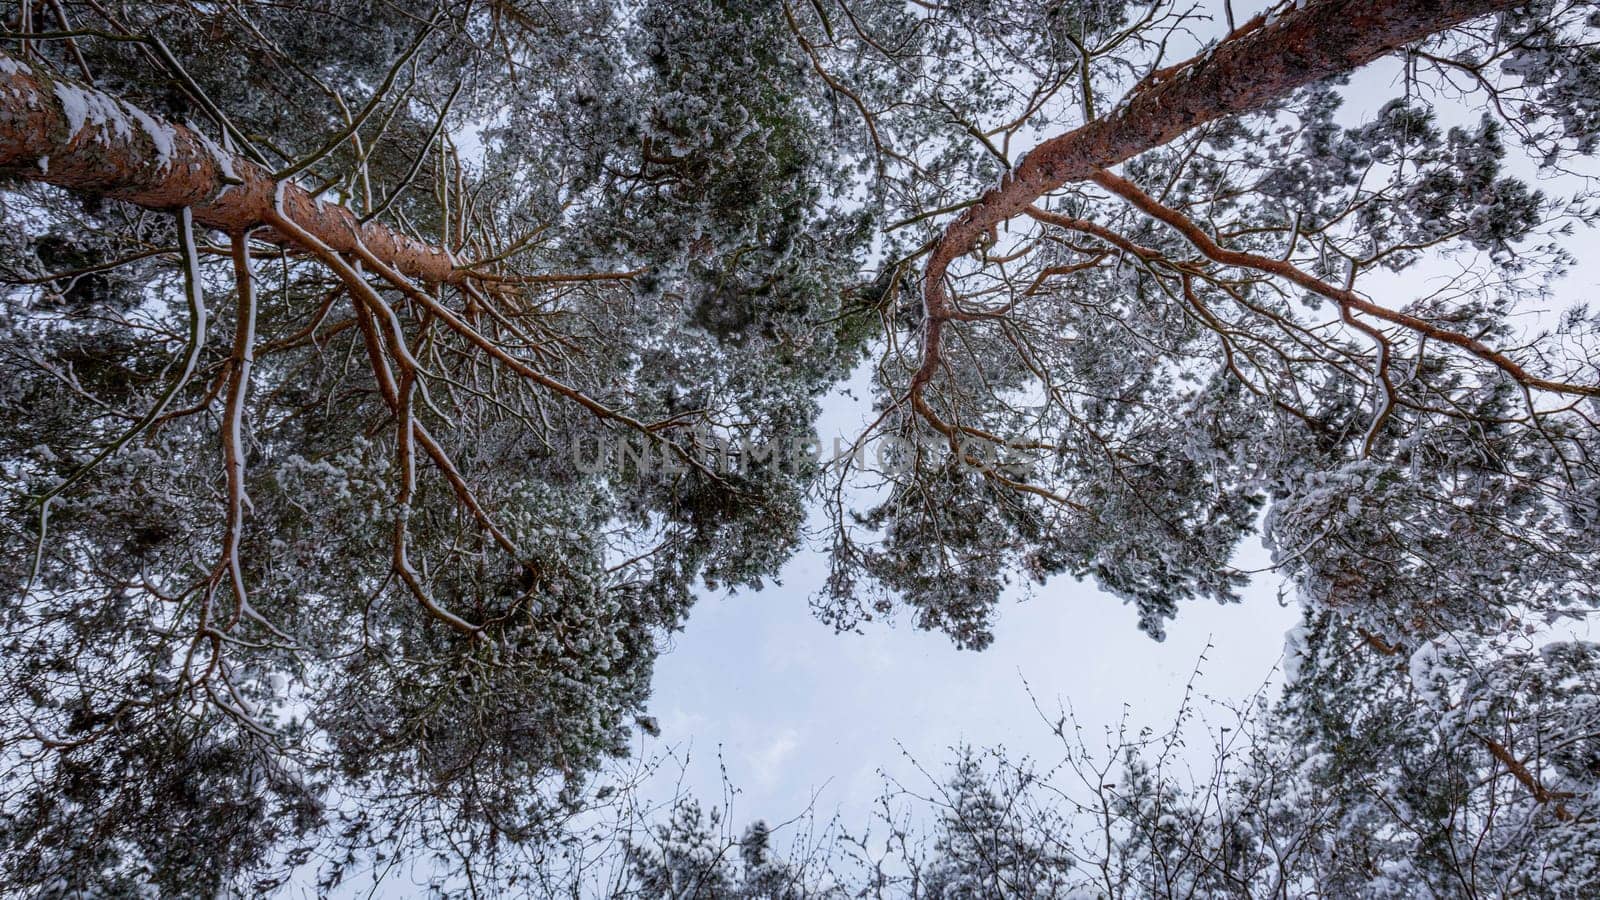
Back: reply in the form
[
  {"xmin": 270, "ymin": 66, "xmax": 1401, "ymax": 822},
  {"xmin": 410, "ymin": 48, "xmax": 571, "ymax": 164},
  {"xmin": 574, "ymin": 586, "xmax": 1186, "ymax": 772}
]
[
  {"xmin": 634, "ymin": 359, "xmax": 1300, "ymax": 836},
  {"xmin": 337, "ymin": 4, "xmax": 1600, "ymax": 892},
  {"xmin": 632, "ymin": 50, "xmax": 1600, "ymax": 852}
]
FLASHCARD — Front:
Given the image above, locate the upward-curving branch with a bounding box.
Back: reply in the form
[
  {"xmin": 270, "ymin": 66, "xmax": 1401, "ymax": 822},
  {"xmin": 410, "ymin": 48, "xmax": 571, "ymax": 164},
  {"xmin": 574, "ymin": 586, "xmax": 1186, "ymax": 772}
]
[{"xmin": 915, "ymin": 0, "xmax": 1525, "ymax": 396}]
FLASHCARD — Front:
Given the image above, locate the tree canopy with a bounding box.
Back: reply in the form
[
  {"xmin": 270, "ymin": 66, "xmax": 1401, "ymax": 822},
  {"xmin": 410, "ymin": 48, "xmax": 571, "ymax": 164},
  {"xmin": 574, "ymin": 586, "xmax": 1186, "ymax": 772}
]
[{"xmin": 1, "ymin": 0, "xmax": 1598, "ymax": 895}]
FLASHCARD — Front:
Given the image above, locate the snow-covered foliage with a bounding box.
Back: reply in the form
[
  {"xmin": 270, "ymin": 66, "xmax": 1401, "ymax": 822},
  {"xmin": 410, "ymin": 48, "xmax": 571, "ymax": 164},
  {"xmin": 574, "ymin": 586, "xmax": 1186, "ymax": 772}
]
[
  {"xmin": 626, "ymin": 619, "xmax": 1600, "ymax": 898},
  {"xmin": 1, "ymin": 0, "xmax": 1598, "ymax": 894},
  {"xmin": 1, "ymin": 1, "xmax": 860, "ymax": 892}
]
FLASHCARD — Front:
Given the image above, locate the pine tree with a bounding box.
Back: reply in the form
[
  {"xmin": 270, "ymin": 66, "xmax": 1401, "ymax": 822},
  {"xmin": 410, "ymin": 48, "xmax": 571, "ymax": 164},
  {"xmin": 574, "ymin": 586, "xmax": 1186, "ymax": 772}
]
[{"xmin": 2, "ymin": 0, "xmax": 1598, "ymax": 892}]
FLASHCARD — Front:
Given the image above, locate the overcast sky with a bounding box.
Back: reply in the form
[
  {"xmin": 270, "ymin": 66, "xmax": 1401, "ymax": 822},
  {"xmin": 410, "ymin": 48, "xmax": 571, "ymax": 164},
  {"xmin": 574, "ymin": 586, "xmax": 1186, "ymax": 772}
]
[
  {"xmin": 633, "ymin": 360, "xmax": 1300, "ymax": 836},
  {"xmin": 340, "ymin": 5, "xmax": 1600, "ymax": 892},
  {"xmin": 633, "ymin": 54, "xmax": 1600, "ymax": 845}
]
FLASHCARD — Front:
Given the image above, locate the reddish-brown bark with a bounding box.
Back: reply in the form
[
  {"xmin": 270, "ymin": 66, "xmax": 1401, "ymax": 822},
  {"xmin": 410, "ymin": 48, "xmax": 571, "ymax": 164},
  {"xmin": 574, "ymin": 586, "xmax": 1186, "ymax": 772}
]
[
  {"xmin": 916, "ymin": 0, "xmax": 1524, "ymax": 390},
  {"xmin": 1355, "ymin": 635, "xmax": 1580, "ymax": 822},
  {"xmin": 0, "ymin": 53, "xmax": 461, "ymax": 283},
  {"xmin": 1479, "ymin": 734, "xmax": 1578, "ymax": 821},
  {"xmin": 1089, "ymin": 169, "xmax": 1600, "ymax": 397}
]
